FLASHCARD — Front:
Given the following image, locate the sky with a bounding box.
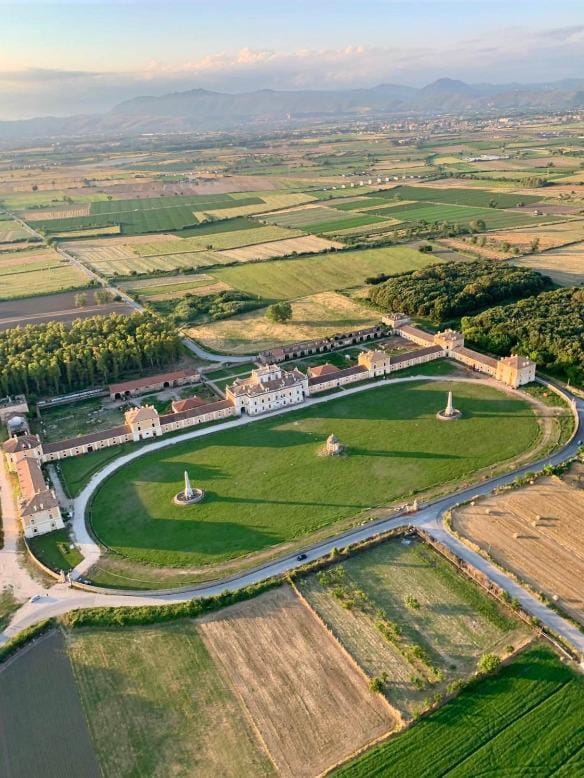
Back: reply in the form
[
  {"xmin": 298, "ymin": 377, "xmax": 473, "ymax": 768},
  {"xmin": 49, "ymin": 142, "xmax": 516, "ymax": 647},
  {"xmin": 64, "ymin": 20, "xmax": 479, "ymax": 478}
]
[{"xmin": 1, "ymin": 0, "xmax": 584, "ymax": 119}]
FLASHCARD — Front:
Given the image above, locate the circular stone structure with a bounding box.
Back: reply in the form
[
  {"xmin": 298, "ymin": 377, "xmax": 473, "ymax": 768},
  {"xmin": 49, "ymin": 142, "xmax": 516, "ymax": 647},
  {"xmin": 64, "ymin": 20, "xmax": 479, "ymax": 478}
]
[
  {"xmin": 173, "ymin": 470, "xmax": 205, "ymax": 506},
  {"xmin": 436, "ymin": 391, "xmax": 462, "ymax": 421}
]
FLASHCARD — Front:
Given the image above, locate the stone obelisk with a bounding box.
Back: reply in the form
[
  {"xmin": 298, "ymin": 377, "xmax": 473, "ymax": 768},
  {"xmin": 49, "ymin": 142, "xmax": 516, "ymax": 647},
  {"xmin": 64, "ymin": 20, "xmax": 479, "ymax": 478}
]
[{"xmin": 184, "ymin": 470, "xmax": 195, "ymax": 500}]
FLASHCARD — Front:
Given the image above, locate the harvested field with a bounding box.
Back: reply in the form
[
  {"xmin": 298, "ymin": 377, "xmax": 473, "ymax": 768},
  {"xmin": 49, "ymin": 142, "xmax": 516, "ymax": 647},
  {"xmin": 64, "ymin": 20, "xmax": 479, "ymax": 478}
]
[
  {"xmin": 68, "ymin": 622, "xmax": 273, "ymax": 778},
  {"xmin": 135, "ymin": 225, "xmax": 302, "ymax": 254},
  {"xmin": 220, "ymin": 234, "xmax": 342, "ymax": 261},
  {"xmin": 511, "ymin": 241, "xmax": 584, "ymax": 285},
  {"xmin": 298, "ymin": 538, "xmax": 528, "ymax": 719},
  {"xmin": 0, "ymin": 260, "xmax": 90, "ymax": 300},
  {"xmin": 0, "ymin": 630, "xmax": 100, "ymax": 778},
  {"xmin": 0, "ymin": 289, "xmax": 134, "ymax": 330},
  {"xmin": 128, "ymin": 275, "xmax": 232, "ymax": 301},
  {"xmin": 190, "ymin": 291, "xmax": 381, "ymax": 353},
  {"xmin": 487, "ymin": 219, "xmax": 584, "ymax": 251},
  {"xmin": 199, "ymin": 586, "xmax": 396, "ymax": 778},
  {"xmin": 196, "ymin": 192, "xmax": 315, "ymax": 220},
  {"xmin": 452, "ymin": 466, "xmax": 584, "ymax": 624},
  {"xmin": 20, "ymin": 204, "xmax": 91, "ymax": 220},
  {"xmin": 0, "ymin": 217, "xmax": 34, "ymax": 243}
]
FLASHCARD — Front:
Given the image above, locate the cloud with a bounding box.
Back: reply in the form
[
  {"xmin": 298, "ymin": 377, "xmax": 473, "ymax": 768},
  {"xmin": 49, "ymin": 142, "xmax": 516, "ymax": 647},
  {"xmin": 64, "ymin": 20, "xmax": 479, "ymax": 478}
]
[{"xmin": 1, "ymin": 24, "xmax": 584, "ymax": 119}]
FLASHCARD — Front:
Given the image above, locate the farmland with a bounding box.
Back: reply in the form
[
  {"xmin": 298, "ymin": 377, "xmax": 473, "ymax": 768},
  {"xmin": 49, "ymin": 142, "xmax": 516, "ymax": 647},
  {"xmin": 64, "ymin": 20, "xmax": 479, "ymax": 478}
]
[
  {"xmin": 335, "ymin": 645, "xmax": 584, "ymax": 777},
  {"xmin": 0, "ymin": 247, "xmax": 91, "ymax": 300},
  {"xmin": 298, "ymin": 537, "xmax": 529, "ymax": 719},
  {"xmin": 199, "ymin": 586, "xmax": 395, "ymax": 777},
  {"xmin": 0, "ymin": 631, "xmax": 101, "ymax": 778},
  {"xmin": 68, "ymin": 622, "xmax": 274, "ymax": 778},
  {"xmin": 219, "ymin": 234, "xmax": 342, "ymax": 261},
  {"xmin": 87, "ymin": 380, "xmax": 540, "ymax": 569},
  {"xmin": 0, "ymin": 215, "xmax": 36, "ymax": 243},
  {"xmin": 369, "ymin": 184, "xmax": 542, "ymax": 208},
  {"xmin": 208, "ymin": 245, "xmax": 437, "ymax": 301},
  {"xmin": 452, "ymin": 465, "xmax": 584, "ymax": 624},
  {"xmin": 512, "ymin": 241, "xmax": 584, "ymax": 285},
  {"xmin": 190, "ymin": 291, "xmax": 379, "ymax": 353}
]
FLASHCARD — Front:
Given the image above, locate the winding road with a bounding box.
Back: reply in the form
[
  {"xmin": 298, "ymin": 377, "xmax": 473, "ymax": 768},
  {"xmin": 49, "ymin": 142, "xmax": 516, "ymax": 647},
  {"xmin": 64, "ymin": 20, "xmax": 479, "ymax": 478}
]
[{"xmin": 2, "ymin": 374, "xmax": 583, "ymax": 655}]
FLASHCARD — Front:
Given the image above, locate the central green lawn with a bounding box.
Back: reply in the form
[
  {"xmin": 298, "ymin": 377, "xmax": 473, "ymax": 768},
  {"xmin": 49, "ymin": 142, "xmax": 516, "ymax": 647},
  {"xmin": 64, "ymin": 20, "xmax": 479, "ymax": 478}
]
[{"xmin": 89, "ymin": 380, "xmax": 539, "ymax": 568}]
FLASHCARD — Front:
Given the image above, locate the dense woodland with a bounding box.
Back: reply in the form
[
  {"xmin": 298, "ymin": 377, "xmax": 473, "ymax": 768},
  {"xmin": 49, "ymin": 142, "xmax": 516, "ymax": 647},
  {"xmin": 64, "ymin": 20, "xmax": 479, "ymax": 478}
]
[
  {"xmin": 151, "ymin": 290, "xmax": 264, "ymax": 323},
  {"xmin": 462, "ymin": 288, "xmax": 584, "ymax": 385},
  {"xmin": 368, "ymin": 260, "xmax": 552, "ymax": 323},
  {"xmin": 0, "ymin": 312, "xmax": 180, "ymax": 397}
]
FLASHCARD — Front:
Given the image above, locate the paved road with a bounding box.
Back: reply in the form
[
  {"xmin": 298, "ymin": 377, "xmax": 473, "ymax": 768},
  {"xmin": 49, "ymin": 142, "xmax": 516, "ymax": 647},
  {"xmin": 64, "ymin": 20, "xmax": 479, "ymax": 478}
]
[{"xmin": 2, "ymin": 377, "xmax": 583, "ymax": 653}]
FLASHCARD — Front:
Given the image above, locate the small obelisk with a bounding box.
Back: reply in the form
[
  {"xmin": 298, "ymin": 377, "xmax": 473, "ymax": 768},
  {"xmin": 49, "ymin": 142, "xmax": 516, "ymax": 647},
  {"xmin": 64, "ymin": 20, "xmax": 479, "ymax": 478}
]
[
  {"xmin": 184, "ymin": 470, "xmax": 195, "ymax": 501},
  {"xmin": 445, "ymin": 391, "xmax": 454, "ymax": 417},
  {"xmin": 437, "ymin": 390, "xmax": 461, "ymax": 421}
]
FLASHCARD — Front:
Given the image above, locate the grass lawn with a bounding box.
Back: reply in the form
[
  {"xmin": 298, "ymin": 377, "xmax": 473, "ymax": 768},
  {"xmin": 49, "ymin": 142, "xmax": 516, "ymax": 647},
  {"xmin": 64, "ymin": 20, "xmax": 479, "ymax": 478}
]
[
  {"xmin": 89, "ymin": 379, "xmax": 540, "ymax": 568},
  {"xmin": 211, "ymin": 246, "xmax": 437, "ymax": 301},
  {"xmin": 0, "ymin": 587, "xmax": 19, "ymax": 630},
  {"xmin": 27, "ymin": 527, "xmax": 83, "ymax": 573},
  {"xmin": 68, "ymin": 623, "xmax": 274, "ymax": 778},
  {"xmin": 334, "ymin": 645, "xmax": 584, "ymax": 777}
]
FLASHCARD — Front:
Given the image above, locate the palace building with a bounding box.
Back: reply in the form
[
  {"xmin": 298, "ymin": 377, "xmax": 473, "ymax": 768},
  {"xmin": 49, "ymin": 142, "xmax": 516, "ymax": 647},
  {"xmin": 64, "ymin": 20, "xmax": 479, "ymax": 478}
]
[{"xmin": 225, "ymin": 364, "xmax": 308, "ymax": 415}]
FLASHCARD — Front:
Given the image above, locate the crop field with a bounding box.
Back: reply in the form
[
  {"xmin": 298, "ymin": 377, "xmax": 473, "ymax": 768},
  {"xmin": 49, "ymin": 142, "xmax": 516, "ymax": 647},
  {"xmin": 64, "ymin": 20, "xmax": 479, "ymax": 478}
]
[
  {"xmin": 364, "ymin": 202, "xmax": 558, "ymax": 230},
  {"xmin": 220, "ymin": 234, "xmax": 342, "ymax": 261},
  {"xmin": 0, "ymin": 289, "xmax": 134, "ymax": 330},
  {"xmin": 0, "ymin": 252, "xmax": 90, "ymax": 300},
  {"xmin": 452, "ymin": 466, "xmax": 584, "ymax": 624},
  {"xmin": 209, "ymin": 245, "xmax": 437, "ymax": 301},
  {"xmin": 261, "ymin": 204, "xmax": 358, "ymax": 228},
  {"xmin": 199, "ymin": 586, "xmax": 395, "ymax": 777},
  {"xmin": 196, "ymin": 192, "xmax": 315, "ymax": 220},
  {"xmin": 0, "ymin": 216, "xmax": 34, "ymax": 243},
  {"xmin": 512, "ymin": 241, "xmax": 584, "ymax": 285},
  {"xmin": 135, "ymin": 225, "xmax": 303, "ymax": 254},
  {"xmin": 68, "ymin": 622, "xmax": 274, "ymax": 778},
  {"xmin": 191, "ymin": 291, "xmax": 380, "ymax": 353},
  {"xmin": 88, "ymin": 380, "xmax": 539, "ymax": 569},
  {"xmin": 298, "ymin": 538, "xmax": 528, "ymax": 719},
  {"xmin": 369, "ymin": 185, "xmax": 542, "ymax": 208},
  {"xmin": 335, "ymin": 646, "xmax": 584, "ymax": 777},
  {"xmin": 20, "ymin": 203, "xmax": 92, "ymax": 220},
  {"xmin": 126, "ymin": 274, "xmax": 232, "ymax": 301},
  {"xmin": 0, "ymin": 630, "xmax": 101, "ymax": 778},
  {"xmin": 487, "ymin": 219, "xmax": 584, "ymax": 251}
]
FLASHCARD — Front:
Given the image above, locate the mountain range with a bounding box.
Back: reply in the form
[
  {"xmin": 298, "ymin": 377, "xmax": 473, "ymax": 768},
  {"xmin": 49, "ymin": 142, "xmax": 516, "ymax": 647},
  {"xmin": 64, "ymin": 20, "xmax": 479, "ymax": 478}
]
[{"xmin": 2, "ymin": 78, "xmax": 584, "ymax": 142}]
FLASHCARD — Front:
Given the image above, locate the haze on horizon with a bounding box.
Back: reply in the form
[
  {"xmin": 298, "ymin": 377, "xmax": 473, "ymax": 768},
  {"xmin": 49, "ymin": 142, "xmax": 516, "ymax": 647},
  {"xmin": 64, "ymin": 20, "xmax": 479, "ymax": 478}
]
[{"xmin": 1, "ymin": 0, "xmax": 584, "ymax": 120}]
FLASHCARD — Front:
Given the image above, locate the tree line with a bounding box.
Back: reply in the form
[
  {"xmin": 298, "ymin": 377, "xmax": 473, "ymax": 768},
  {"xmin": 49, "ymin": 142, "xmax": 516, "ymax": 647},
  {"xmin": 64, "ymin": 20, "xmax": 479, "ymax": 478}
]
[
  {"xmin": 461, "ymin": 288, "xmax": 584, "ymax": 386},
  {"xmin": 0, "ymin": 312, "xmax": 180, "ymax": 397},
  {"xmin": 368, "ymin": 260, "xmax": 552, "ymax": 324}
]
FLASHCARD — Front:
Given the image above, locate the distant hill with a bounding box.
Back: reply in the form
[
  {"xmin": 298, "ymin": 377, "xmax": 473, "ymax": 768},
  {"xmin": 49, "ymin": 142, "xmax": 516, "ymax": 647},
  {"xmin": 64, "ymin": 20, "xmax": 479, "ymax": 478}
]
[{"xmin": 1, "ymin": 78, "xmax": 584, "ymax": 141}]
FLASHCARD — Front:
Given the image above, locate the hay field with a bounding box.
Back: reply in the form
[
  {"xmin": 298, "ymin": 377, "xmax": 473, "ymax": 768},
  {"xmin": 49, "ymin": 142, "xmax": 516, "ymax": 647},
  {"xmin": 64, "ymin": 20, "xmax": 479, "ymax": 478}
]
[
  {"xmin": 220, "ymin": 234, "xmax": 341, "ymax": 261},
  {"xmin": 511, "ymin": 241, "xmax": 584, "ymax": 285},
  {"xmin": 129, "ymin": 275, "xmax": 232, "ymax": 300},
  {"xmin": 0, "ymin": 256, "xmax": 90, "ymax": 300},
  {"xmin": 20, "ymin": 204, "xmax": 91, "ymax": 220},
  {"xmin": 189, "ymin": 291, "xmax": 381, "ymax": 353},
  {"xmin": 0, "ymin": 630, "xmax": 100, "ymax": 778},
  {"xmin": 0, "ymin": 217, "xmax": 33, "ymax": 243},
  {"xmin": 299, "ymin": 538, "xmax": 527, "ymax": 720},
  {"xmin": 452, "ymin": 466, "xmax": 584, "ymax": 624},
  {"xmin": 68, "ymin": 622, "xmax": 274, "ymax": 778},
  {"xmin": 488, "ymin": 219, "xmax": 584, "ymax": 251},
  {"xmin": 196, "ymin": 192, "xmax": 315, "ymax": 220},
  {"xmin": 211, "ymin": 245, "xmax": 435, "ymax": 301},
  {"xmin": 136, "ymin": 225, "xmax": 303, "ymax": 254},
  {"xmin": 199, "ymin": 586, "xmax": 396, "ymax": 778}
]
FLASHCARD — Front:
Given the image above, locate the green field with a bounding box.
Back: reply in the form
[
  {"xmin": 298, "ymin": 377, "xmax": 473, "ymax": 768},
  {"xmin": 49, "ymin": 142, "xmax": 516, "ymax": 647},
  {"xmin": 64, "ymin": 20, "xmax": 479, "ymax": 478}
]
[
  {"xmin": 298, "ymin": 538, "xmax": 527, "ymax": 719},
  {"xmin": 211, "ymin": 246, "xmax": 438, "ymax": 300},
  {"xmin": 134, "ymin": 225, "xmax": 302, "ymax": 255},
  {"xmin": 88, "ymin": 380, "xmax": 540, "ymax": 568},
  {"xmin": 372, "ymin": 185, "xmax": 542, "ymax": 208},
  {"xmin": 0, "ymin": 630, "xmax": 101, "ymax": 778},
  {"xmin": 0, "ymin": 261, "xmax": 90, "ymax": 300},
  {"xmin": 68, "ymin": 623, "xmax": 273, "ymax": 778},
  {"xmin": 368, "ymin": 202, "xmax": 557, "ymax": 230},
  {"xmin": 0, "ymin": 217, "xmax": 34, "ymax": 243},
  {"xmin": 335, "ymin": 646, "xmax": 584, "ymax": 777}
]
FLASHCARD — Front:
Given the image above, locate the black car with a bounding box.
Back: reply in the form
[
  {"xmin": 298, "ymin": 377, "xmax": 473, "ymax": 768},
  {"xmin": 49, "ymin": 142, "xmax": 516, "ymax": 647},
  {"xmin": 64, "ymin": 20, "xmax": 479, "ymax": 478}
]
[{"xmin": 296, "ymin": 553, "xmax": 307, "ymax": 561}]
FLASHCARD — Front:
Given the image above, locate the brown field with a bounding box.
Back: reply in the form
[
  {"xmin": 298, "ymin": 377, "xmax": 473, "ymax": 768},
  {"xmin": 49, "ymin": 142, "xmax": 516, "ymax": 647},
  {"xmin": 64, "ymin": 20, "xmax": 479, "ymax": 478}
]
[
  {"xmin": 199, "ymin": 586, "xmax": 396, "ymax": 778},
  {"xmin": 452, "ymin": 464, "xmax": 584, "ymax": 623},
  {"xmin": 511, "ymin": 241, "xmax": 584, "ymax": 285},
  {"xmin": 438, "ymin": 238, "xmax": 506, "ymax": 260},
  {"xmin": 20, "ymin": 204, "xmax": 91, "ymax": 220},
  {"xmin": 0, "ymin": 289, "xmax": 133, "ymax": 330},
  {"xmin": 190, "ymin": 291, "xmax": 380, "ymax": 354},
  {"xmin": 219, "ymin": 235, "xmax": 342, "ymax": 262},
  {"xmin": 488, "ymin": 219, "xmax": 584, "ymax": 251}
]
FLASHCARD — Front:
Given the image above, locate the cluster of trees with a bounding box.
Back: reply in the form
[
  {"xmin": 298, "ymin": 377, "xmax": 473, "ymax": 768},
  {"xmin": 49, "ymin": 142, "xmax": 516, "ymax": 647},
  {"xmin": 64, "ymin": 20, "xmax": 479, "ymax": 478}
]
[
  {"xmin": 368, "ymin": 260, "xmax": 552, "ymax": 324},
  {"xmin": 0, "ymin": 312, "xmax": 180, "ymax": 397},
  {"xmin": 267, "ymin": 302, "xmax": 293, "ymax": 323},
  {"xmin": 74, "ymin": 289, "xmax": 116, "ymax": 308},
  {"xmin": 171, "ymin": 290, "xmax": 264, "ymax": 324},
  {"xmin": 461, "ymin": 288, "xmax": 584, "ymax": 386}
]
